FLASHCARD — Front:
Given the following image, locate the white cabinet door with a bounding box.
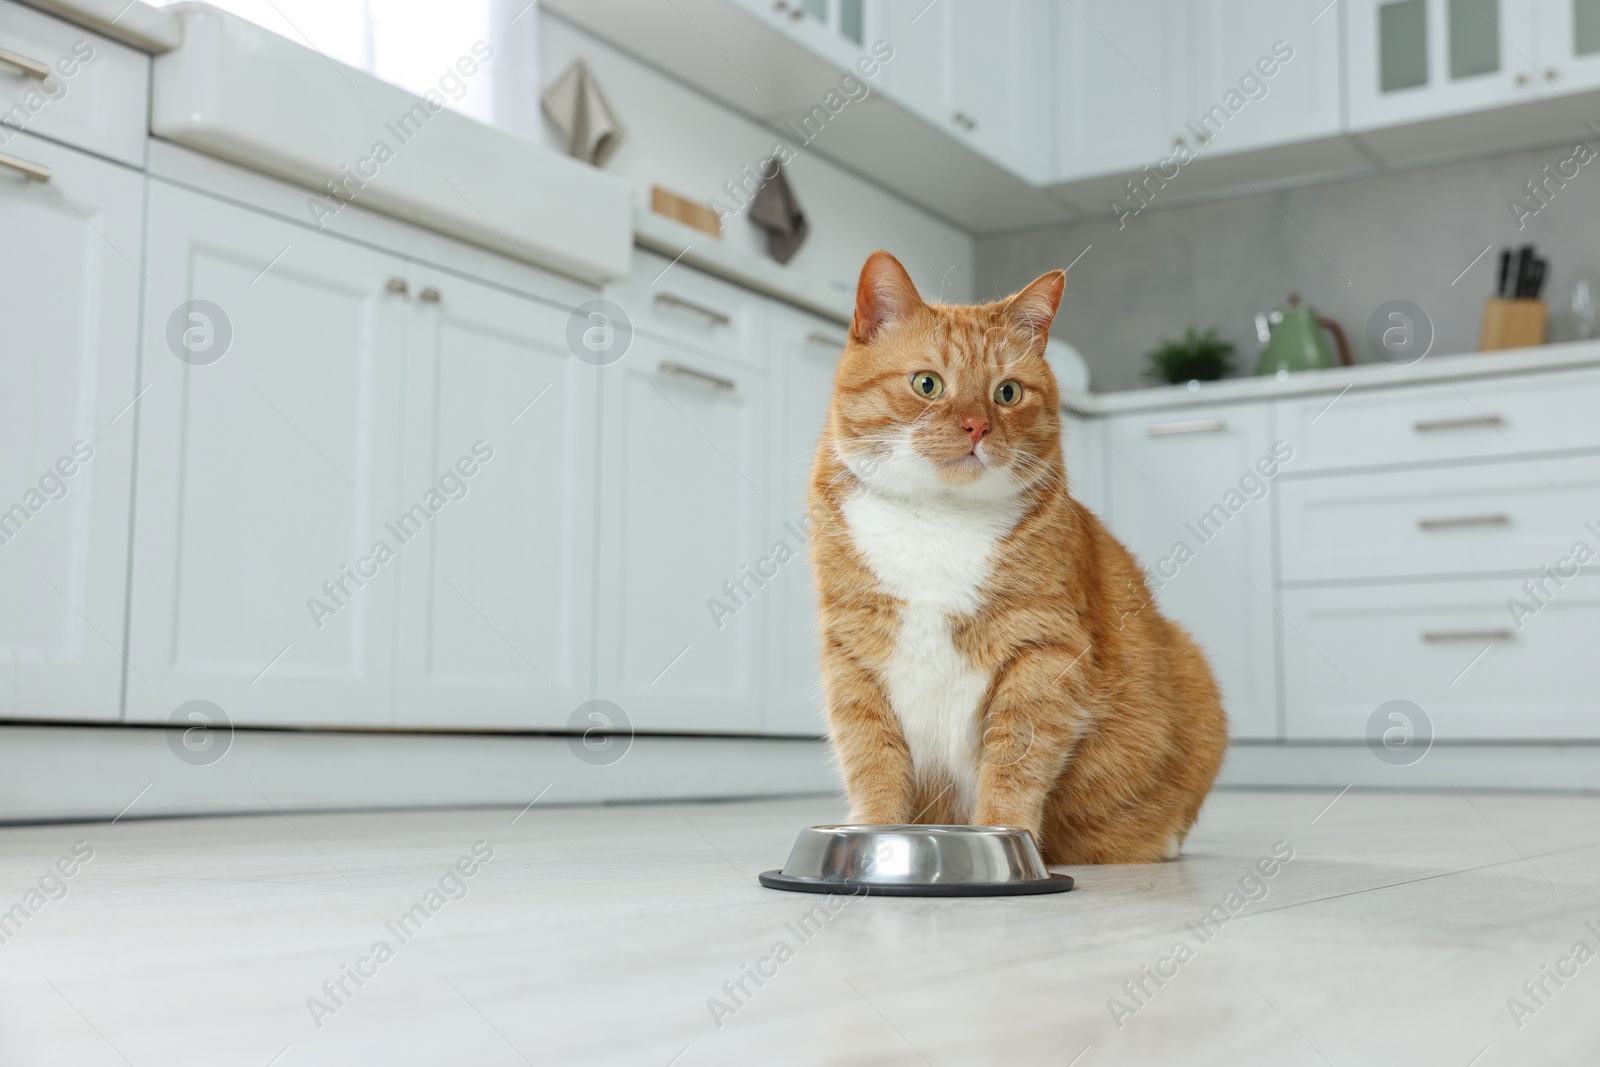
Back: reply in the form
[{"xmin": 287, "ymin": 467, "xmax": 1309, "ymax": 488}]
[
  {"xmin": 596, "ymin": 336, "xmax": 768, "ymax": 734},
  {"xmin": 880, "ymin": 0, "xmax": 1049, "ymax": 178},
  {"xmin": 393, "ymin": 269, "xmax": 599, "ymax": 729},
  {"xmin": 1346, "ymin": 0, "xmax": 1540, "ymax": 130},
  {"xmin": 1056, "ymin": 0, "xmax": 1186, "ymax": 180},
  {"xmin": 128, "ymin": 182, "xmax": 406, "ymax": 728},
  {"xmin": 1184, "ymin": 0, "xmax": 1343, "ymax": 156},
  {"xmin": 0, "ymin": 133, "xmax": 139, "ymax": 721},
  {"xmin": 944, "ymin": 0, "xmax": 1050, "ymax": 179},
  {"xmin": 764, "ymin": 308, "xmax": 846, "ymax": 735},
  {"xmin": 1103, "ymin": 405, "xmax": 1281, "ymax": 740},
  {"xmin": 878, "ymin": 0, "xmax": 950, "ymax": 130},
  {"xmin": 1062, "ymin": 412, "xmax": 1107, "ymax": 519},
  {"xmin": 1282, "ymin": 580, "xmax": 1600, "ymax": 740},
  {"xmin": 1534, "ymin": 0, "xmax": 1600, "ymax": 93}
]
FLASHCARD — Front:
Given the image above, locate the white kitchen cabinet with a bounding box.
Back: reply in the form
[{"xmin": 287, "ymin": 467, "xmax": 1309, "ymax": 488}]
[
  {"xmin": 128, "ymin": 181, "xmax": 407, "ymax": 728},
  {"xmin": 882, "ymin": 0, "xmax": 1051, "ymax": 179},
  {"xmin": 1535, "ymin": 0, "xmax": 1600, "ymax": 93},
  {"xmin": 0, "ymin": 132, "xmax": 139, "ymax": 722},
  {"xmin": 596, "ymin": 334, "xmax": 769, "ymax": 734},
  {"xmin": 1062, "ymin": 411, "xmax": 1108, "ymax": 519},
  {"xmin": 1282, "ymin": 579, "xmax": 1600, "ymax": 740},
  {"xmin": 1055, "ymin": 0, "xmax": 1184, "ymax": 180},
  {"xmin": 1346, "ymin": 0, "xmax": 1541, "ymax": 130},
  {"xmin": 763, "ymin": 307, "xmax": 846, "ymax": 735},
  {"xmin": 1185, "ymin": 0, "xmax": 1343, "ymax": 156},
  {"xmin": 1103, "ymin": 404, "xmax": 1281, "ymax": 740},
  {"xmin": 393, "ymin": 268, "xmax": 599, "ymax": 729},
  {"xmin": 0, "ymin": 0, "xmax": 150, "ymax": 168}
]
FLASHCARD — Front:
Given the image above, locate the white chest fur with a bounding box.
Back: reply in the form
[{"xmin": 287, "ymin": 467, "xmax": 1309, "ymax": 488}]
[{"xmin": 840, "ymin": 488, "xmax": 1023, "ymax": 816}]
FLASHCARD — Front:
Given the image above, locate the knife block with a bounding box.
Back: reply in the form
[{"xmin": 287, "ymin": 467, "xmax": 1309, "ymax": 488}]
[{"xmin": 1480, "ymin": 298, "xmax": 1546, "ymax": 351}]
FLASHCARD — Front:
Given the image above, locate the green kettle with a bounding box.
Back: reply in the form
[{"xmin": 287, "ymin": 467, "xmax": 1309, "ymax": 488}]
[{"xmin": 1254, "ymin": 293, "xmax": 1352, "ymax": 375}]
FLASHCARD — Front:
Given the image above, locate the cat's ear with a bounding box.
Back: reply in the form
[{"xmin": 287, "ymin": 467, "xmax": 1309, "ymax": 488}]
[
  {"xmin": 852, "ymin": 251, "xmax": 924, "ymax": 343},
  {"xmin": 1004, "ymin": 270, "xmax": 1066, "ymax": 349}
]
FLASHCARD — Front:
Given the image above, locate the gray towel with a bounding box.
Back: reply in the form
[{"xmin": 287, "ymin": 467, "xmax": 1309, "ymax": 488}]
[
  {"xmin": 749, "ymin": 160, "xmax": 808, "ymax": 264},
  {"xmin": 540, "ymin": 59, "xmax": 623, "ymax": 167}
]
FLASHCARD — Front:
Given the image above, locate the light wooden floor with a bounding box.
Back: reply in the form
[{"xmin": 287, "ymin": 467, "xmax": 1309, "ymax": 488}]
[{"xmin": 1, "ymin": 788, "xmax": 1597, "ymax": 1066}]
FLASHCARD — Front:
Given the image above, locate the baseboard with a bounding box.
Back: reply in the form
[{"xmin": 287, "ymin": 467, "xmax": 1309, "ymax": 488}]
[
  {"xmin": 8, "ymin": 725, "xmax": 1592, "ymax": 824},
  {"xmin": 1220, "ymin": 741, "xmax": 1600, "ymax": 791},
  {"xmin": 0, "ymin": 724, "xmax": 839, "ymax": 824}
]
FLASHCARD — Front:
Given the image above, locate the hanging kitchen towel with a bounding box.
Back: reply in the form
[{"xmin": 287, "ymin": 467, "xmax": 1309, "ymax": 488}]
[
  {"xmin": 540, "ymin": 59, "xmax": 623, "ymax": 167},
  {"xmin": 749, "ymin": 160, "xmax": 808, "ymax": 264}
]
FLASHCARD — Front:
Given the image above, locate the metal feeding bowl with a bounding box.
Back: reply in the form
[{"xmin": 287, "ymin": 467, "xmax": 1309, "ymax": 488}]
[{"xmin": 759, "ymin": 825, "xmax": 1075, "ymax": 897}]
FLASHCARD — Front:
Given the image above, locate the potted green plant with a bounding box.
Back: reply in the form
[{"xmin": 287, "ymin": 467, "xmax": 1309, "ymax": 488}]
[{"xmin": 1144, "ymin": 327, "xmax": 1236, "ymax": 386}]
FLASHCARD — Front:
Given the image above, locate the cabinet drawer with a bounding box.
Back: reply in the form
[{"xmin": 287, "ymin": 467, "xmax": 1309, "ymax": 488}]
[
  {"xmin": 1282, "ymin": 581, "xmax": 1600, "ymax": 741},
  {"xmin": 1278, "ymin": 367, "xmax": 1600, "ymax": 473},
  {"xmin": 1280, "ymin": 455, "xmax": 1600, "ymax": 582},
  {"xmin": 606, "ymin": 249, "xmax": 765, "ymax": 369},
  {"xmin": 0, "ymin": 0, "xmax": 149, "ymax": 168}
]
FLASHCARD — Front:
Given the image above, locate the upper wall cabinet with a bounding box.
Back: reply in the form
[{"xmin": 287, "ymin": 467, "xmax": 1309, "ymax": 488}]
[
  {"xmin": 1056, "ymin": 0, "xmax": 1344, "ymax": 182},
  {"xmin": 1056, "ymin": 0, "xmax": 1184, "ymax": 181},
  {"xmin": 881, "ymin": 0, "xmax": 1051, "ymax": 181},
  {"xmin": 1184, "ymin": 0, "xmax": 1343, "ymax": 157},
  {"xmin": 1346, "ymin": 0, "xmax": 1542, "ymax": 128},
  {"xmin": 1535, "ymin": 0, "xmax": 1600, "ymax": 94}
]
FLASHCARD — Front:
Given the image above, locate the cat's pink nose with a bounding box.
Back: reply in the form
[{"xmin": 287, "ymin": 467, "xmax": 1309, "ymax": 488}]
[{"xmin": 963, "ymin": 417, "xmax": 990, "ymax": 447}]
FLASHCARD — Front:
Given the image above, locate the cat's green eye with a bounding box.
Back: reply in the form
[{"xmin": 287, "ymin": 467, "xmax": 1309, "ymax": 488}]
[
  {"xmin": 994, "ymin": 379, "xmax": 1023, "ymax": 406},
  {"xmin": 910, "ymin": 371, "xmax": 945, "ymax": 399}
]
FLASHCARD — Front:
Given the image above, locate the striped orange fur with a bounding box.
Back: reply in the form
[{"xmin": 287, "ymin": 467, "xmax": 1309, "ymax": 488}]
[{"xmin": 807, "ymin": 251, "xmax": 1227, "ymax": 864}]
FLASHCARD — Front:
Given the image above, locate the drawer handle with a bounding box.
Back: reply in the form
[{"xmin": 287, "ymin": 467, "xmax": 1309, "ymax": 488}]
[
  {"xmin": 1417, "ymin": 514, "xmax": 1511, "ymax": 531},
  {"xmin": 1421, "ymin": 629, "xmax": 1515, "ymax": 643},
  {"xmin": 654, "ymin": 292, "xmax": 732, "ymax": 327},
  {"xmin": 659, "ymin": 360, "xmax": 736, "ymax": 392},
  {"xmin": 0, "ymin": 151, "xmax": 50, "ymax": 182},
  {"xmin": 0, "ymin": 48, "xmax": 51, "ymax": 80},
  {"xmin": 805, "ymin": 331, "xmax": 848, "ymax": 349},
  {"xmin": 1413, "ymin": 414, "xmax": 1503, "ymax": 433},
  {"xmin": 1146, "ymin": 418, "xmax": 1226, "ymax": 436}
]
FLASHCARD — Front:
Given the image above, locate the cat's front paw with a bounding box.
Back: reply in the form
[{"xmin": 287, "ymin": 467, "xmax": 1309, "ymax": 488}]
[{"xmin": 847, "ymin": 806, "xmax": 907, "ymax": 826}]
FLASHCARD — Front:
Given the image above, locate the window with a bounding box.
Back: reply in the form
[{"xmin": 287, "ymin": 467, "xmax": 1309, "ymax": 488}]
[{"xmin": 154, "ymin": 0, "xmax": 505, "ymax": 127}]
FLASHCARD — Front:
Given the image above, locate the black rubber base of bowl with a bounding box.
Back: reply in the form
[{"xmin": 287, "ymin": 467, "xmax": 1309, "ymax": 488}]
[{"xmin": 758, "ymin": 870, "xmax": 1075, "ymax": 897}]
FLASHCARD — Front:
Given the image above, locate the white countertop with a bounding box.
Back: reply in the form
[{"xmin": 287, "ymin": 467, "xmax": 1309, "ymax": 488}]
[{"xmin": 1060, "ymin": 340, "xmax": 1600, "ymax": 416}]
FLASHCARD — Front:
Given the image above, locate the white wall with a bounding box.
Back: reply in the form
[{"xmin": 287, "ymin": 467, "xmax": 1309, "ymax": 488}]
[{"xmin": 538, "ymin": 10, "xmax": 974, "ymax": 305}]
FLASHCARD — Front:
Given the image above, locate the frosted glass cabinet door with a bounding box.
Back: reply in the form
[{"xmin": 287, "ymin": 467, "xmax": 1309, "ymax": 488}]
[
  {"xmin": 1346, "ymin": 0, "xmax": 1539, "ymax": 130},
  {"xmin": 596, "ymin": 336, "xmax": 768, "ymax": 734},
  {"xmin": 1534, "ymin": 0, "xmax": 1600, "ymax": 93},
  {"xmin": 392, "ymin": 269, "xmax": 599, "ymax": 729},
  {"xmin": 0, "ymin": 134, "xmax": 140, "ymax": 721},
  {"xmin": 763, "ymin": 307, "xmax": 846, "ymax": 736},
  {"xmin": 1102, "ymin": 404, "xmax": 1281, "ymax": 740},
  {"xmin": 128, "ymin": 181, "xmax": 406, "ymax": 728}
]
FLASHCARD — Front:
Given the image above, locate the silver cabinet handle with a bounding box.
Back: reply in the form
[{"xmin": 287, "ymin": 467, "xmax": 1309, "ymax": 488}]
[
  {"xmin": 659, "ymin": 360, "xmax": 736, "ymax": 392},
  {"xmin": 805, "ymin": 331, "xmax": 848, "ymax": 349},
  {"xmin": 0, "ymin": 48, "xmax": 50, "ymax": 79},
  {"xmin": 1418, "ymin": 514, "xmax": 1510, "ymax": 531},
  {"xmin": 418, "ymin": 286, "xmax": 441, "ymax": 304},
  {"xmin": 385, "ymin": 277, "xmax": 409, "ymax": 296},
  {"xmin": 0, "ymin": 151, "xmax": 50, "ymax": 181},
  {"xmin": 1146, "ymin": 418, "xmax": 1225, "ymax": 436},
  {"xmin": 654, "ymin": 292, "xmax": 731, "ymax": 327},
  {"xmin": 1413, "ymin": 414, "xmax": 1503, "ymax": 432},
  {"xmin": 1422, "ymin": 629, "xmax": 1514, "ymax": 643}
]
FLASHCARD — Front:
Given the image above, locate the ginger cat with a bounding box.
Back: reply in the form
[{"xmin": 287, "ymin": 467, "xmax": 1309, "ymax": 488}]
[{"xmin": 807, "ymin": 251, "xmax": 1227, "ymax": 865}]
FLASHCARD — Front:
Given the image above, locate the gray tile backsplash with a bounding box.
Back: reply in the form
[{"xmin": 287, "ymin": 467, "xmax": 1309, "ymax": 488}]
[{"xmin": 977, "ymin": 142, "xmax": 1600, "ymax": 393}]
